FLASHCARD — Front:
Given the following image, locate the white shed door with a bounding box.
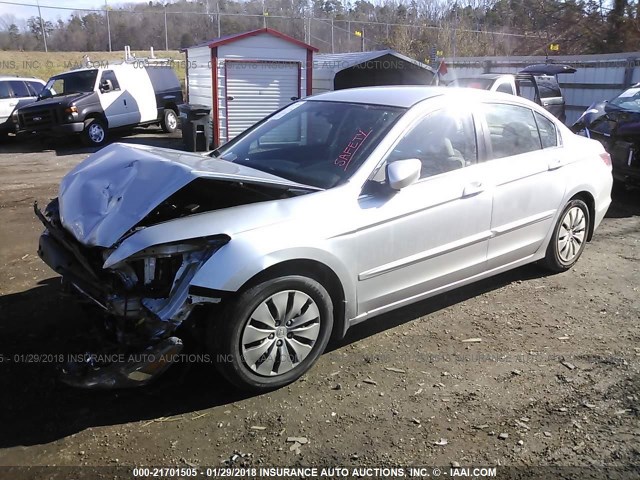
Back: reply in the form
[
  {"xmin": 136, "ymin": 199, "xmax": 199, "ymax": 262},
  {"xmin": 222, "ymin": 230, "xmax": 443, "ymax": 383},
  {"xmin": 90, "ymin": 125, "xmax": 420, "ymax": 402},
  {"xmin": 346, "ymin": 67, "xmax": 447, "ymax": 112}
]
[{"xmin": 226, "ymin": 61, "xmax": 299, "ymax": 139}]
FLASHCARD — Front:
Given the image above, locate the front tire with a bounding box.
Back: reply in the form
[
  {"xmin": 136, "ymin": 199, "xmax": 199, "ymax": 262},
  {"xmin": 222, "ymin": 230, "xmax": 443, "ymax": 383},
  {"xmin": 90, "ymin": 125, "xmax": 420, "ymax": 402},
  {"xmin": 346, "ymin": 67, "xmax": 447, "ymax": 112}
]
[
  {"xmin": 541, "ymin": 199, "xmax": 590, "ymax": 272},
  {"xmin": 210, "ymin": 275, "xmax": 333, "ymax": 392},
  {"xmin": 82, "ymin": 118, "xmax": 107, "ymax": 146},
  {"xmin": 161, "ymin": 109, "xmax": 178, "ymax": 133}
]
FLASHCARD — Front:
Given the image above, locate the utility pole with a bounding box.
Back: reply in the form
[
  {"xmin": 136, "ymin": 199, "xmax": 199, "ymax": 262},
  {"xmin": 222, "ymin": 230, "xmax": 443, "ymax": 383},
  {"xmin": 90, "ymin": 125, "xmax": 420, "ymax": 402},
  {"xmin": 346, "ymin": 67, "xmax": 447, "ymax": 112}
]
[
  {"xmin": 164, "ymin": 5, "xmax": 168, "ymax": 50},
  {"xmin": 36, "ymin": 0, "xmax": 47, "ymax": 52},
  {"xmin": 105, "ymin": 0, "xmax": 112, "ymax": 52},
  {"xmin": 216, "ymin": 0, "xmax": 221, "ymax": 37},
  {"xmin": 331, "ymin": 18, "xmax": 334, "ymax": 53}
]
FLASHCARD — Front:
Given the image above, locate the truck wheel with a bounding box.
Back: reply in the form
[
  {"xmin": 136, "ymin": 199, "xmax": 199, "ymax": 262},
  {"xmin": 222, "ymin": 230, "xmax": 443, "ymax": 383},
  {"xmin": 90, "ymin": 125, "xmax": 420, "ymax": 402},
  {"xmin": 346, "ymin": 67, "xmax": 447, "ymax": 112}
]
[
  {"xmin": 82, "ymin": 118, "xmax": 107, "ymax": 147},
  {"xmin": 161, "ymin": 109, "xmax": 178, "ymax": 133}
]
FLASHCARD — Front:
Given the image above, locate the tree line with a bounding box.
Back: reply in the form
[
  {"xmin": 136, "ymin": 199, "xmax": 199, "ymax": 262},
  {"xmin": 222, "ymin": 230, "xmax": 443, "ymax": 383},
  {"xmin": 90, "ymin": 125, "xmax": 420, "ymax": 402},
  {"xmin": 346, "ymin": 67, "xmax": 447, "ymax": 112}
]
[{"xmin": 0, "ymin": 0, "xmax": 638, "ymax": 60}]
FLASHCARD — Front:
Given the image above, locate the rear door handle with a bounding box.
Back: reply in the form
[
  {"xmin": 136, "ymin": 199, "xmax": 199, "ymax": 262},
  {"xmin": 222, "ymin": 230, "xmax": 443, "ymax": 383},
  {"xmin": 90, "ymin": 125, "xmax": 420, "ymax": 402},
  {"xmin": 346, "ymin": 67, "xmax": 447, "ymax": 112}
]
[
  {"xmin": 462, "ymin": 181, "xmax": 484, "ymax": 197},
  {"xmin": 548, "ymin": 158, "xmax": 563, "ymax": 170}
]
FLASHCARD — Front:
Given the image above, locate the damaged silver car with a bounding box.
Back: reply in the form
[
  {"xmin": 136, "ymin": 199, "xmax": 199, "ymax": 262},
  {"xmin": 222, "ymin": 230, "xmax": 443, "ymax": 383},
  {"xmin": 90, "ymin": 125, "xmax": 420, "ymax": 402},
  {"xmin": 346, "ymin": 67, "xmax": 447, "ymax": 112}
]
[{"xmin": 36, "ymin": 87, "xmax": 612, "ymax": 391}]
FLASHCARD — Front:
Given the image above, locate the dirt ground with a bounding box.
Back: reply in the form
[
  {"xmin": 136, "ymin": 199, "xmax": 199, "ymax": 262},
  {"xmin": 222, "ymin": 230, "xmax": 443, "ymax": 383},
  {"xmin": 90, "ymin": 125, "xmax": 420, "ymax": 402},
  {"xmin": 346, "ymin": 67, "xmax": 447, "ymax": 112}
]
[{"xmin": 0, "ymin": 130, "xmax": 638, "ymax": 478}]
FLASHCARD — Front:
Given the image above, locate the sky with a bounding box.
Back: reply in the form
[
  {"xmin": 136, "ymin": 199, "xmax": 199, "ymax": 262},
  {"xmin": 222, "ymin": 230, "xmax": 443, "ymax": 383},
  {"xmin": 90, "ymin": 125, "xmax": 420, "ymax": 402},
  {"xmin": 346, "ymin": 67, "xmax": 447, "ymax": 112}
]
[{"xmin": 0, "ymin": 0, "xmax": 152, "ymax": 26}]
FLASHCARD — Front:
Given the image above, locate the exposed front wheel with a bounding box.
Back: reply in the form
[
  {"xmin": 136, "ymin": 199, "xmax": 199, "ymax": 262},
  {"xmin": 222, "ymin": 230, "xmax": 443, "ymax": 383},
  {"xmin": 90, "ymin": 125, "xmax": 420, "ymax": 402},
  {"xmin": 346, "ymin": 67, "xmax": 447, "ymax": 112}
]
[
  {"xmin": 161, "ymin": 109, "xmax": 178, "ymax": 133},
  {"xmin": 210, "ymin": 276, "xmax": 333, "ymax": 391},
  {"xmin": 82, "ymin": 118, "xmax": 107, "ymax": 146},
  {"xmin": 541, "ymin": 199, "xmax": 590, "ymax": 272}
]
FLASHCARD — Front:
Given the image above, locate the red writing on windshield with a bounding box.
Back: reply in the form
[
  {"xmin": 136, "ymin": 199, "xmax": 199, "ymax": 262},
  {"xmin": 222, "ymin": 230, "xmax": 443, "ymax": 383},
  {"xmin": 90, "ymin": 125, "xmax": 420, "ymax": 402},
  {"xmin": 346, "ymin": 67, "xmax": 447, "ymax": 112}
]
[{"xmin": 334, "ymin": 128, "xmax": 372, "ymax": 171}]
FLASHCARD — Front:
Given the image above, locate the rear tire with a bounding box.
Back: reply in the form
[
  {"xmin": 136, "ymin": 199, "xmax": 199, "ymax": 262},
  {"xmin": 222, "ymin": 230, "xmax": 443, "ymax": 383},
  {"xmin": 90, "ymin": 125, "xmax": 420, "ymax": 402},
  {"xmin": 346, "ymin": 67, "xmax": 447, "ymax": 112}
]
[
  {"xmin": 161, "ymin": 109, "xmax": 178, "ymax": 133},
  {"xmin": 82, "ymin": 118, "xmax": 107, "ymax": 147},
  {"xmin": 209, "ymin": 275, "xmax": 333, "ymax": 392},
  {"xmin": 541, "ymin": 199, "xmax": 590, "ymax": 273}
]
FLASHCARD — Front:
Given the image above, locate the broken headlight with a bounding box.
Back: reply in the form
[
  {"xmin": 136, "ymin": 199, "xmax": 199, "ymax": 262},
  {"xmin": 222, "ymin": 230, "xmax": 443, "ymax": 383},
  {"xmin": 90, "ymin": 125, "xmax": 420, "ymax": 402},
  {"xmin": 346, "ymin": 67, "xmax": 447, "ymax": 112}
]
[{"xmin": 108, "ymin": 236, "xmax": 229, "ymax": 297}]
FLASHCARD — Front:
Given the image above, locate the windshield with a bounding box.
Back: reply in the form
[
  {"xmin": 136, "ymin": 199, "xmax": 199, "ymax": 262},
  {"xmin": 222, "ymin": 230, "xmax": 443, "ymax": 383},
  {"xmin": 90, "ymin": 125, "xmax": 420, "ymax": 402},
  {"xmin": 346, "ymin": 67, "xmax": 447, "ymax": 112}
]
[
  {"xmin": 213, "ymin": 100, "xmax": 406, "ymax": 189},
  {"xmin": 41, "ymin": 70, "xmax": 98, "ymax": 98},
  {"xmin": 609, "ymin": 87, "xmax": 640, "ymax": 112},
  {"xmin": 450, "ymin": 78, "xmax": 494, "ymax": 90}
]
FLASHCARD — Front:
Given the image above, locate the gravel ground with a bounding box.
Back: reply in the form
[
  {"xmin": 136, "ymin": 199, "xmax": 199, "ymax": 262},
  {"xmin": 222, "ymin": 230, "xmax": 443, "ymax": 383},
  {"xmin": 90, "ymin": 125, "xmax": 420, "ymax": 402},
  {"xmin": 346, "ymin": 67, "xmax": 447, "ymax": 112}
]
[{"xmin": 0, "ymin": 131, "xmax": 638, "ymax": 478}]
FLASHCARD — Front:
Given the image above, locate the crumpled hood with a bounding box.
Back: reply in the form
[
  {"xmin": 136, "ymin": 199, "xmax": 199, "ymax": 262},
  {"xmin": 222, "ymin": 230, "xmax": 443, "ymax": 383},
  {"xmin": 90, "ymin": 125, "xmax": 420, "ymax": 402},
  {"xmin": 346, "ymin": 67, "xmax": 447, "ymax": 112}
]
[
  {"xmin": 58, "ymin": 143, "xmax": 315, "ymax": 247},
  {"xmin": 576, "ymin": 101, "xmax": 640, "ymax": 136}
]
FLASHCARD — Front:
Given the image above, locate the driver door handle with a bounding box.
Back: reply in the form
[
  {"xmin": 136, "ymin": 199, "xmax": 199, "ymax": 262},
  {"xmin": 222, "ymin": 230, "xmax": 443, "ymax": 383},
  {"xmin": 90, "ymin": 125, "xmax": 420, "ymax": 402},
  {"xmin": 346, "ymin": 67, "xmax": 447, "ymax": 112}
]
[
  {"xmin": 462, "ymin": 181, "xmax": 484, "ymax": 197},
  {"xmin": 548, "ymin": 158, "xmax": 563, "ymax": 170}
]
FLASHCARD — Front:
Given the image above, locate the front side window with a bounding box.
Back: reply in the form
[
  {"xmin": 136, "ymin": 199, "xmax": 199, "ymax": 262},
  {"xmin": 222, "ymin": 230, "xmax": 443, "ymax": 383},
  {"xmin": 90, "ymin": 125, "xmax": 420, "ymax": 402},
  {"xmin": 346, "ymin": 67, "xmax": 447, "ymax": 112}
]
[
  {"xmin": 0, "ymin": 81, "xmax": 10, "ymax": 99},
  {"xmin": 484, "ymin": 103, "xmax": 542, "ymax": 159},
  {"xmin": 384, "ymin": 108, "xmax": 477, "ymax": 179},
  {"xmin": 100, "ymin": 70, "xmax": 120, "ymax": 91},
  {"xmin": 26, "ymin": 81, "xmax": 44, "ymax": 96},
  {"xmin": 214, "ymin": 100, "xmax": 405, "ymax": 189}
]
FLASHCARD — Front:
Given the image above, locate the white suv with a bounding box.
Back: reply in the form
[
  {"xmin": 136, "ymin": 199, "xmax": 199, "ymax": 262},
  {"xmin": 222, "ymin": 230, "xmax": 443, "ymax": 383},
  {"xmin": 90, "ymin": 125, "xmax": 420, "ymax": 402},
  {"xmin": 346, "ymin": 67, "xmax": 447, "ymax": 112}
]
[{"xmin": 0, "ymin": 75, "xmax": 46, "ymax": 138}]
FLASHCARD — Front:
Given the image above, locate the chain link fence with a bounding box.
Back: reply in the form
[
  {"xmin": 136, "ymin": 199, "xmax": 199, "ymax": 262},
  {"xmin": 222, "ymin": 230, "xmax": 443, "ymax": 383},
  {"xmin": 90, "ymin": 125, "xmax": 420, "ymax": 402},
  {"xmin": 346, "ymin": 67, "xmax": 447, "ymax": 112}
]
[{"xmin": 0, "ymin": 1, "xmax": 545, "ymax": 58}]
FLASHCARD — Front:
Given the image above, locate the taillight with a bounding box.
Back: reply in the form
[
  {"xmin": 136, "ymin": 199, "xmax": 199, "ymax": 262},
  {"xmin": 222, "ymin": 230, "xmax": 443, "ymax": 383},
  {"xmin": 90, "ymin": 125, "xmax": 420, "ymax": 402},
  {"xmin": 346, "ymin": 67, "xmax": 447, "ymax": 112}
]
[{"xmin": 599, "ymin": 152, "xmax": 611, "ymax": 167}]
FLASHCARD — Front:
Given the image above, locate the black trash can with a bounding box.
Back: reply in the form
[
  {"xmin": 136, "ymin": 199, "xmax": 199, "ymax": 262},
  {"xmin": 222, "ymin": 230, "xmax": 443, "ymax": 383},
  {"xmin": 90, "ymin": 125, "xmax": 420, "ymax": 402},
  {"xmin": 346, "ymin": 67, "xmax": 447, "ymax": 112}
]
[{"xmin": 179, "ymin": 104, "xmax": 212, "ymax": 152}]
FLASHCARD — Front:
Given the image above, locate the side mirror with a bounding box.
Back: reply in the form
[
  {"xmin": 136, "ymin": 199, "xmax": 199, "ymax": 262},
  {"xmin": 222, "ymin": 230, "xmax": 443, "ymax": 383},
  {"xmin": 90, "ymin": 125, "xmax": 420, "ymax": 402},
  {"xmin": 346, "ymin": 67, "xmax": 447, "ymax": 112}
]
[
  {"xmin": 386, "ymin": 159, "xmax": 421, "ymax": 191},
  {"xmin": 100, "ymin": 79, "xmax": 113, "ymax": 93}
]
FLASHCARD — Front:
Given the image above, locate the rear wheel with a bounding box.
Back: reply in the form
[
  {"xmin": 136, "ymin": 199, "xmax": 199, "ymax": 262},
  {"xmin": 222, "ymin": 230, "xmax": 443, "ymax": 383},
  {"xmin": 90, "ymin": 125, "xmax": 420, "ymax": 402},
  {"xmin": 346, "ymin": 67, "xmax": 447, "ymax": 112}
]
[
  {"xmin": 82, "ymin": 118, "xmax": 107, "ymax": 147},
  {"xmin": 541, "ymin": 199, "xmax": 590, "ymax": 272},
  {"xmin": 209, "ymin": 275, "xmax": 333, "ymax": 392},
  {"xmin": 161, "ymin": 109, "xmax": 178, "ymax": 133}
]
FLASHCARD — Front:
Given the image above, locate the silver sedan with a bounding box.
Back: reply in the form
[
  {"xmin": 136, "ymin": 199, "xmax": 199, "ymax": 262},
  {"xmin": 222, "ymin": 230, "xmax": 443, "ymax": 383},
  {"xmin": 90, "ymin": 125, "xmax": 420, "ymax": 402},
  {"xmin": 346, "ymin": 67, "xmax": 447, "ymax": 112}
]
[{"xmin": 36, "ymin": 86, "xmax": 612, "ymax": 391}]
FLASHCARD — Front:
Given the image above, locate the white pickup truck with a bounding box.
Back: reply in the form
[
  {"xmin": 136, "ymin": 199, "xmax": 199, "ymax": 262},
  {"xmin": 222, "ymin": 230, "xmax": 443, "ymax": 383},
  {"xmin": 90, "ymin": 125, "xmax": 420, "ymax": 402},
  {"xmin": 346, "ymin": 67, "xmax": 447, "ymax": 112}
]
[{"xmin": 450, "ymin": 64, "xmax": 576, "ymax": 123}]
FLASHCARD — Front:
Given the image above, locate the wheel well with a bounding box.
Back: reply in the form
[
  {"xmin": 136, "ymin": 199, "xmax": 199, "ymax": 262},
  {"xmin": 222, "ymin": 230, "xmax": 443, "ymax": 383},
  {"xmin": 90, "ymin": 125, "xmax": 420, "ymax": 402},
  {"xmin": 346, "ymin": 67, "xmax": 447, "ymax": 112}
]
[
  {"xmin": 571, "ymin": 191, "xmax": 595, "ymax": 241},
  {"xmin": 84, "ymin": 112, "xmax": 107, "ymax": 128},
  {"xmin": 241, "ymin": 260, "xmax": 347, "ymax": 341},
  {"xmin": 164, "ymin": 103, "xmax": 178, "ymax": 114}
]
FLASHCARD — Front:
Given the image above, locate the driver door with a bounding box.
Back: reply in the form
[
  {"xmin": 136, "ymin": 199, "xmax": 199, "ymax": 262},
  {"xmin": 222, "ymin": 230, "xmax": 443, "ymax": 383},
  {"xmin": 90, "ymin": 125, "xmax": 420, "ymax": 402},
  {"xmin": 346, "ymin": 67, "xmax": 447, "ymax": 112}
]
[
  {"xmin": 354, "ymin": 108, "xmax": 493, "ymax": 317},
  {"xmin": 97, "ymin": 70, "xmax": 128, "ymax": 128}
]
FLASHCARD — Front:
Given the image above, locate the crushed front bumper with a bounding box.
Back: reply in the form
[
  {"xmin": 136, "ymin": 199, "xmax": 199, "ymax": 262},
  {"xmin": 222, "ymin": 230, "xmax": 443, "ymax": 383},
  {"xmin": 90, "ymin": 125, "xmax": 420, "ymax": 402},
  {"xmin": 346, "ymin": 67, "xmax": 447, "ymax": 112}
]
[{"xmin": 34, "ymin": 201, "xmax": 221, "ymax": 389}]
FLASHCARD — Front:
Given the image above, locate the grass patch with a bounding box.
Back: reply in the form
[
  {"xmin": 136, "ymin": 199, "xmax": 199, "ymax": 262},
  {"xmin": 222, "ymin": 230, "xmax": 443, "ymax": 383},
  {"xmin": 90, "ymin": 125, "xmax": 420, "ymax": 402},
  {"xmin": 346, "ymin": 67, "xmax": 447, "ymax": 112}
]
[{"xmin": 0, "ymin": 50, "xmax": 187, "ymax": 90}]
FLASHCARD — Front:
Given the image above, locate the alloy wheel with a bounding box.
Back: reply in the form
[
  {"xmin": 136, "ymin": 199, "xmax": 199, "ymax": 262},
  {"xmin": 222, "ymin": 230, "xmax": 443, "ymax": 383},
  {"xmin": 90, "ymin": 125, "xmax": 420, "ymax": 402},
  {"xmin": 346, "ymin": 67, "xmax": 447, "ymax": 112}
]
[{"xmin": 240, "ymin": 290, "xmax": 321, "ymax": 376}]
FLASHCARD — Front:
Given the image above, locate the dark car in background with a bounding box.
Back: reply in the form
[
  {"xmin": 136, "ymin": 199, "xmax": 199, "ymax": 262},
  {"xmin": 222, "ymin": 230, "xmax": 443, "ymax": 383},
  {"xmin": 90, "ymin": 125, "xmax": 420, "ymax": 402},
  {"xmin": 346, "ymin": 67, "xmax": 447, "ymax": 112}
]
[{"xmin": 572, "ymin": 84, "xmax": 640, "ymax": 187}]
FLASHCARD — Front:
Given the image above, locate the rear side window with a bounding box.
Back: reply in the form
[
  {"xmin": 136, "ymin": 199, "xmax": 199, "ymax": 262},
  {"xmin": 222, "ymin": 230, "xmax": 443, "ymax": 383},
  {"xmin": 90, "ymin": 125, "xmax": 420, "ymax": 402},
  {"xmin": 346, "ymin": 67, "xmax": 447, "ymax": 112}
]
[
  {"xmin": 534, "ymin": 112, "xmax": 558, "ymax": 148},
  {"xmin": 484, "ymin": 103, "xmax": 542, "ymax": 159},
  {"xmin": 8, "ymin": 80, "xmax": 29, "ymax": 98},
  {"xmin": 518, "ymin": 78, "xmax": 539, "ymax": 104},
  {"xmin": 147, "ymin": 66, "xmax": 180, "ymax": 93},
  {"xmin": 535, "ymin": 75, "xmax": 561, "ymax": 98},
  {"xmin": 496, "ymin": 82, "xmax": 514, "ymax": 94}
]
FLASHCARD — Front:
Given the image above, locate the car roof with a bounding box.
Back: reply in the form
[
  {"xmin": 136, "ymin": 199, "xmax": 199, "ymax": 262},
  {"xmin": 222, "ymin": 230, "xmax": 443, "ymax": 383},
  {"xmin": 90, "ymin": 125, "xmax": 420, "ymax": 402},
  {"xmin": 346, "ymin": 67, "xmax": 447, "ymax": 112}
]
[
  {"xmin": 308, "ymin": 86, "xmax": 448, "ymax": 108},
  {"xmin": 307, "ymin": 85, "xmax": 546, "ymax": 111},
  {"xmin": 456, "ymin": 73, "xmax": 511, "ymax": 80},
  {"xmin": 0, "ymin": 76, "xmax": 45, "ymax": 82}
]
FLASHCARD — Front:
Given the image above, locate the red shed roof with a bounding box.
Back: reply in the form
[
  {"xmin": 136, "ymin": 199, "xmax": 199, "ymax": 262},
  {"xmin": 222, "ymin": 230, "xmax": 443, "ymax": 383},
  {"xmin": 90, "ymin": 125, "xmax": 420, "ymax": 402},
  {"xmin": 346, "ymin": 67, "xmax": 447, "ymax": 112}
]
[{"xmin": 186, "ymin": 28, "xmax": 318, "ymax": 52}]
